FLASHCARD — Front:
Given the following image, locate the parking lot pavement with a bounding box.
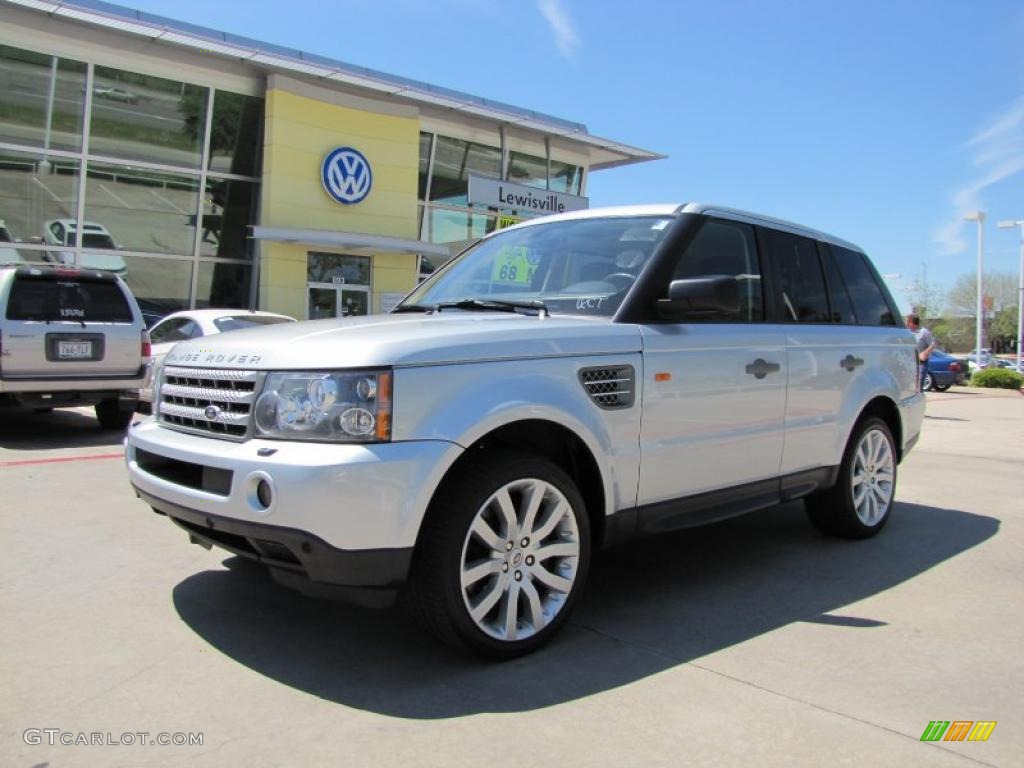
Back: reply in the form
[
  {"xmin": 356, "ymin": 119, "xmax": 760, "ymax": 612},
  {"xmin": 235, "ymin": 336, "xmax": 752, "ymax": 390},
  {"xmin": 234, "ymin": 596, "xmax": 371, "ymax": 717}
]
[{"xmin": 2, "ymin": 391, "xmax": 1021, "ymax": 767}]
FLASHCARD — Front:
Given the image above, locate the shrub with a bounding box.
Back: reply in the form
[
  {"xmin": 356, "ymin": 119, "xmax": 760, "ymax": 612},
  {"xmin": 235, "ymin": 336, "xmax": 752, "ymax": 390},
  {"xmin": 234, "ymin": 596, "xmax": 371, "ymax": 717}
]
[{"xmin": 971, "ymin": 368, "xmax": 1024, "ymax": 389}]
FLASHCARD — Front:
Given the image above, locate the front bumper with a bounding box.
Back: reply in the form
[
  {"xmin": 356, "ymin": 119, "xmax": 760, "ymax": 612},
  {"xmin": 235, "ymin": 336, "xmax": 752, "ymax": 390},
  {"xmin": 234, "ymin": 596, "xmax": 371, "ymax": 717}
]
[
  {"xmin": 126, "ymin": 419, "xmax": 463, "ymax": 587},
  {"xmin": 136, "ymin": 487, "xmax": 412, "ymax": 607}
]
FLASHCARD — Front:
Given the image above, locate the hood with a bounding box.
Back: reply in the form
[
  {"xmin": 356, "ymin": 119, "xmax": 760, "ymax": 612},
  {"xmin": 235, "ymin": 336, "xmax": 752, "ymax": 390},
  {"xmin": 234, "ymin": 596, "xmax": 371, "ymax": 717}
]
[{"xmin": 162, "ymin": 312, "xmax": 641, "ymax": 369}]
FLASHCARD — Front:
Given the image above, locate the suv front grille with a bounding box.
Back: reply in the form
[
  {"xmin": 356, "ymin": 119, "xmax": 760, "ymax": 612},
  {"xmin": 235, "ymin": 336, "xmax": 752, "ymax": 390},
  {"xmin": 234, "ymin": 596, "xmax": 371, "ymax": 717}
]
[
  {"xmin": 579, "ymin": 365, "xmax": 635, "ymax": 409},
  {"xmin": 158, "ymin": 366, "xmax": 262, "ymax": 440}
]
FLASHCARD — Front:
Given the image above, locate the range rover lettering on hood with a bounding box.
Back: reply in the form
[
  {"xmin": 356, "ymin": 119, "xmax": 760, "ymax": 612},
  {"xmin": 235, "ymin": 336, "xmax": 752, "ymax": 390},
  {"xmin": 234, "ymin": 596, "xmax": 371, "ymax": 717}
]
[{"xmin": 166, "ymin": 350, "xmax": 263, "ymax": 366}]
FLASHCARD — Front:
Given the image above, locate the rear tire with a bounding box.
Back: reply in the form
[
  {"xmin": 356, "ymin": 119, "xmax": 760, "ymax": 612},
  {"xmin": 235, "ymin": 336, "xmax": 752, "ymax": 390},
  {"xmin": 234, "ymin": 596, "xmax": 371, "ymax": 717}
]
[
  {"xmin": 806, "ymin": 416, "xmax": 897, "ymax": 539},
  {"xmin": 923, "ymin": 372, "xmax": 934, "ymax": 391},
  {"xmin": 932, "ymin": 383, "xmax": 951, "ymax": 392},
  {"xmin": 95, "ymin": 399, "xmax": 134, "ymax": 430},
  {"xmin": 406, "ymin": 450, "xmax": 591, "ymax": 659}
]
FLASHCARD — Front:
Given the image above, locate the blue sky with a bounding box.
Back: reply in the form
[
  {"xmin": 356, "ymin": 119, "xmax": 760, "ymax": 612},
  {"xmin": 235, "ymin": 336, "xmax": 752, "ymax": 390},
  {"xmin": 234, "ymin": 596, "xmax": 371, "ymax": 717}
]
[{"xmin": 125, "ymin": 0, "xmax": 1024, "ymax": 312}]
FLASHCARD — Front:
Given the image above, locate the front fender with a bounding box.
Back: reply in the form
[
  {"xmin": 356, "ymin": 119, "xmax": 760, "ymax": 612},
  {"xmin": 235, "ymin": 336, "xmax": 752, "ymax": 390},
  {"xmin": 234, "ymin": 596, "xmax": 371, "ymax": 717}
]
[{"xmin": 392, "ymin": 355, "xmax": 643, "ymax": 521}]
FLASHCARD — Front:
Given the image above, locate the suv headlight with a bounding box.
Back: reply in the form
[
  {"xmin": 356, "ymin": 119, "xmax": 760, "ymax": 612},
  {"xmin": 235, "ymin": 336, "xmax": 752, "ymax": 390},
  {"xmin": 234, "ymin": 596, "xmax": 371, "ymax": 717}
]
[{"xmin": 253, "ymin": 370, "xmax": 392, "ymax": 442}]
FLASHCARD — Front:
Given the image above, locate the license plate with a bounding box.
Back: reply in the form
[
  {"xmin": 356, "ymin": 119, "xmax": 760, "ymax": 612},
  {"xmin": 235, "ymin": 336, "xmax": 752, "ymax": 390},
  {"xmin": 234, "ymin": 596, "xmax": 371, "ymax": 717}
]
[{"xmin": 58, "ymin": 341, "xmax": 92, "ymax": 359}]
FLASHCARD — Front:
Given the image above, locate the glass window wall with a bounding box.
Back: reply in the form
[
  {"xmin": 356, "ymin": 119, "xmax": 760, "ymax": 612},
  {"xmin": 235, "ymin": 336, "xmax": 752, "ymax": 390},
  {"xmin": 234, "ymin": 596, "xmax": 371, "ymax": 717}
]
[
  {"xmin": 0, "ymin": 45, "xmax": 86, "ymax": 152},
  {"xmin": 207, "ymin": 90, "xmax": 263, "ymax": 176},
  {"xmin": 0, "ymin": 149, "xmax": 79, "ymax": 262},
  {"xmin": 83, "ymin": 163, "xmax": 199, "ymax": 256},
  {"xmin": 89, "ymin": 65, "xmax": 209, "ymax": 169},
  {"xmin": 0, "ymin": 43, "xmax": 262, "ymax": 310},
  {"xmin": 428, "ymin": 135, "xmax": 501, "ymax": 206},
  {"xmin": 198, "ymin": 177, "xmax": 257, "ymax": 261}
]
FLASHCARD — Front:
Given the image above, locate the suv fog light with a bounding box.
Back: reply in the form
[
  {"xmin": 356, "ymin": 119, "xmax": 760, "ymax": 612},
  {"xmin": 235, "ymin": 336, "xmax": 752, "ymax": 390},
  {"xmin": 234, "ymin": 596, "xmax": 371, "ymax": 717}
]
[{"xmin": 256, "ymin": 479, "xmax": 273, "ymax": 508}]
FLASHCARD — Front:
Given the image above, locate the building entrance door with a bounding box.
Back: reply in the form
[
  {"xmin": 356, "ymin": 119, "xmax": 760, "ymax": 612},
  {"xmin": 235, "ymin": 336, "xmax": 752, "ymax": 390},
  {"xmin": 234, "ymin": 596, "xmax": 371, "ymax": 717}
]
[
  {"xmin": 307, "ymin": 252, "xmax": 371, "ymax": 319},
  {"xmin": 308, "ymin": 283, "xmax": 369, "ymax": 318}
]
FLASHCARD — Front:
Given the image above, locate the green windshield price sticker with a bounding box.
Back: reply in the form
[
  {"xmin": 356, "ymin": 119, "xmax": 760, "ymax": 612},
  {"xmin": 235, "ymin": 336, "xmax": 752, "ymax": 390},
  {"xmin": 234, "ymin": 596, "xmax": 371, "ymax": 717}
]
[
  {"xmin": 497, "ymin": 216, "xmax": 521, "ymax": 229},
  {"xmin": 492, "ymin": 246, "xmax": 534, "ymax": 285}
]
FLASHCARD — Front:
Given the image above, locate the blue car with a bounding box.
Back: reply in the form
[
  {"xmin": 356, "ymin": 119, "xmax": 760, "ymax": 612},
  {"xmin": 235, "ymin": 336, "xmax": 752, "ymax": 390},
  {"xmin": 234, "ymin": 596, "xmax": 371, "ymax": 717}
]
[{"xmin": 925, "ymin": 350, "xmax": 968, "ymax": 391}]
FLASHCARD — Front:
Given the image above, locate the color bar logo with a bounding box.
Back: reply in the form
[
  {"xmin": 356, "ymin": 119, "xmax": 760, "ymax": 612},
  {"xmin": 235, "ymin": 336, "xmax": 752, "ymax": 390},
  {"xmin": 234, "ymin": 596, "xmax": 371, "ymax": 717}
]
[{"xmin": 920, "ymin": 721, "xmax": 996, "ymax": 742}]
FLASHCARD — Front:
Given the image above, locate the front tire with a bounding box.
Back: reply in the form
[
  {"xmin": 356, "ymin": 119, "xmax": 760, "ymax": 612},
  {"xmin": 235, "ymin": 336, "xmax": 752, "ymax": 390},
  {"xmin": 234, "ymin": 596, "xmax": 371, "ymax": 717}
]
[
  {"xmin": 406, "ymin": 451, "xmax": 591, "ymax": 659},
  {"xmin": 923, "ymin": 372, "xmax": 934, "ymax": 391},
  {"xmin": 806, "ymin": 416, "xmax": 897, "ymax": 539}
]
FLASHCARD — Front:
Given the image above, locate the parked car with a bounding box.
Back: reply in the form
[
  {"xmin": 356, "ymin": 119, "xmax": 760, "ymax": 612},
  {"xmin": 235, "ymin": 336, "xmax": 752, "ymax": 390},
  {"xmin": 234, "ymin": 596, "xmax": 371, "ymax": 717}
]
[
  {"xmin": 126, "ymin": 203, "xmax": 925, "ymax": 658},
  {"xmin": 93, "ymin": 85, "xmax": 139, "ymax": 104},
  {"xmin": 1, "ymin": 264, "xmax": 150, "ymax": 428},
  {"xmin": 924, "ymin": 350, "xmax": 967, "ymax": 391},
  {"xmin": 42, "ymin": 219, "xmax": 128, "ymax": 275},
  {"xmin": 139, "ymin": 309, "xmax": 295, "ymax": 405}
]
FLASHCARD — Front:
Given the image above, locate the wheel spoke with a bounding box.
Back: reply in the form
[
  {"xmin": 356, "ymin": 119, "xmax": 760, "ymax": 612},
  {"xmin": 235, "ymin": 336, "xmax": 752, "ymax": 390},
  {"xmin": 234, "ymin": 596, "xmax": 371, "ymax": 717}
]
[
  {"xmin": 471, "ymin": 516, "xmax": 504, "ymax": 553},
  {"xmin": 853, "ymin": 484, "xmax": 867, "ymax": 509},
  {"xmin": 493, "ymin": 487, "xmax": 518, "ymax": 539},
  {"xmin": 501, "ymin": 582, "xmax": 520, "ymax": 640},
  {"xmin": 534, "ymin": 541, "xmax": 577, "ymax": 561},
  {"xmin": 520, "ymin": 482, "xmax": 545, "ymax": 539},
  {"xmin": 532, "ymin": 499, "xmax": 569, "ymax": 542},
  {"xmin": 520, "ymin": 579, "xmax": 546, "ymax": 632},
  {"xmin": 531, "ymin": 563, "xmax": 574, "ymax": 594},
  {"xmin": 461, "ymin": 558, "xmax": 502, "ymax": 589},
  {"xmin": 470, "ymin": 578, "xmax": 504, "ymax": 622},
  {"xmin": 875, "ymin": 470, "xmax": 894, "ymax": 484}
]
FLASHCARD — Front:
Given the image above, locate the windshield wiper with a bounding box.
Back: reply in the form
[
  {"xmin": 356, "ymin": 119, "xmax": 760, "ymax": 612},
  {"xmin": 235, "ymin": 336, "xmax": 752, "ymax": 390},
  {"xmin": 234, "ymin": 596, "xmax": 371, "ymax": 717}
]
[
  {"xmin": 436, "ymin": 299, "xmax": 549, "ymax": 317},
  {"xmin": 391, "ymin": 304, "xmax": 435, "ymax": 313}
]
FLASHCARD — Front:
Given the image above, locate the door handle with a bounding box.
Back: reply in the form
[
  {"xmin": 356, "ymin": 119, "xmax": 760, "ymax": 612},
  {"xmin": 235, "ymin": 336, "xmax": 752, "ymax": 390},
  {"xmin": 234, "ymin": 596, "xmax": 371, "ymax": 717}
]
[
  {"xmin": 840, "ymin": 354, "xmax": 864, "ymax": 372},
  {"xmin": 745, "ymin": 358, "xmax": 781, "ymax": 379}
]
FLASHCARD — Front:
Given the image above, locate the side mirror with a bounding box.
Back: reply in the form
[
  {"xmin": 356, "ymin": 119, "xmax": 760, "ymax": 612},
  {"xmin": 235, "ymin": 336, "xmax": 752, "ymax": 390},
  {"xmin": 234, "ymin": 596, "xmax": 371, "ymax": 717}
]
[{"xmin": 657, "ymin": 275, "xmax": 740, "ymax": 319}]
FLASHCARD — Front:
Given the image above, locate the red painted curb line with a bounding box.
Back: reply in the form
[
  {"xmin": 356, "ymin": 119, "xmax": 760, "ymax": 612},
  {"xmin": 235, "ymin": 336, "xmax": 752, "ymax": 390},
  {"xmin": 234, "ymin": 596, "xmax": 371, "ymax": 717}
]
[{"xmin": 0, "ymin": 452, "xmax": 124, "ymax": 468}]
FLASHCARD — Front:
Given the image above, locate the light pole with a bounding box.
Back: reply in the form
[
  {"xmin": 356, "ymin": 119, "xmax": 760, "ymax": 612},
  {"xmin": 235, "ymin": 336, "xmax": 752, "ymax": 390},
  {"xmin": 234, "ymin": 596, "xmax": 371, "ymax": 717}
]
[
  {"xmin": 964, "ymin": 211, "xmax": 985, "ymax": 366},
  {"xmin": 997, "ymin": 219, "xmax": 1024, "ymax": 372}
]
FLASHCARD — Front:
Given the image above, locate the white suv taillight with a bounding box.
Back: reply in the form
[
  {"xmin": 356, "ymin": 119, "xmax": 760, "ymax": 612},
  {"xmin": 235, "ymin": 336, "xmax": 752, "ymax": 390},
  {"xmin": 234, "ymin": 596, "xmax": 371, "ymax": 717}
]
[{"xmin": 141, "ymin": 329, "xmax": 151, "ymax": 359}]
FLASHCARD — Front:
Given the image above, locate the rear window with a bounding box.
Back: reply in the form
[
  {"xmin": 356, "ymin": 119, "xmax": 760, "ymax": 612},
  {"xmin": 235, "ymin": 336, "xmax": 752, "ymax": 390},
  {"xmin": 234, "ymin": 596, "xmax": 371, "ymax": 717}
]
[
  {"xmin": 6, "ymin": 274, "xmax": 133, "ymax": 322},
  {"xmin": 212, "ymin": 315, "xmax": 292, "ymax": 332},
  {"xmin": 831, "ymin": 246, "xmax": 898, "ymax": 326}
]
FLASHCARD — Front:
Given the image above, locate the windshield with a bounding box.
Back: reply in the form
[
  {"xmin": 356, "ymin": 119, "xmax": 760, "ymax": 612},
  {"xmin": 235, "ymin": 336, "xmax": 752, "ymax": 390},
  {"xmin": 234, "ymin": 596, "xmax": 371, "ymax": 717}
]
[{"xmin": 401, "ymin": 215, "xmax": 674, "ymax": 317}]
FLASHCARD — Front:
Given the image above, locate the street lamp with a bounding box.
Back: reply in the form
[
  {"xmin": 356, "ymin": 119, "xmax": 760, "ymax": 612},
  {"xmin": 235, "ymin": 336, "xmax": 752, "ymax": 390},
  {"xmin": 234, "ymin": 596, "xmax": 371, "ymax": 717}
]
[
  {"xmin": 964, "ymin": 211, "xmax": 985, "ymax": 366},
  {"xmin": 997, "ymin": 218, "xmax": 1024, "ymax": 372}
]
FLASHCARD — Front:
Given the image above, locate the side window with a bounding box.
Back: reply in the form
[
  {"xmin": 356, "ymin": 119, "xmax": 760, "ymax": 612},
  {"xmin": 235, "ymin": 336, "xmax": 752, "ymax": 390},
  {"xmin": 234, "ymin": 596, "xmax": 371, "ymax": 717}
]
[
  {"xmin": 817, "ymin": 242, "xmax": 857, "ymax": 324},
  {"xmin": 763, "ymin": 229, "xmax": 830, "ymax": 323},
  {"xmin": 178, "ymin": 319, "xmax": 202, "ymax": 340},
  {"xmin": 670, "ymin": 218, "xmax": 763, "ymax": 321},
  {"xmin": 832, "ymin": 246, "xmax": 897, "ymax": 326},
  {"xmin": 150, "ymin": 318, "xmax": 191, "ymax": 343}
]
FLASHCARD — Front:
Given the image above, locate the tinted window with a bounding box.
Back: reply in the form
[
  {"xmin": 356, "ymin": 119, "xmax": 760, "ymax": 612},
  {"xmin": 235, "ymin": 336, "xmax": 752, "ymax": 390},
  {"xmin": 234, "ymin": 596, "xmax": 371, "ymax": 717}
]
[
  {"xmin": 150, "ymin": 317, "xmax": 199, "ymax": 343},
  {"xmin": 671, "ymin": 218, "xmax": 763, "ymax": 322},
  {"xmin": 832, "ymin": 246, "xmax": 897, "ymax": 326},
  {"xmin": 818, "ymin": 243, "xmax": 857, "ymax": 324},
  {"xmin": 763, "ymin": 229, "xmax": 829, "ymax": 323},
  {"xmin": 6, "ymin": 274, "xmax": 132, "ymax": 322},
  {"xmin": 213, "ymin": 315, "xmax": 292, "ymax": 332}
]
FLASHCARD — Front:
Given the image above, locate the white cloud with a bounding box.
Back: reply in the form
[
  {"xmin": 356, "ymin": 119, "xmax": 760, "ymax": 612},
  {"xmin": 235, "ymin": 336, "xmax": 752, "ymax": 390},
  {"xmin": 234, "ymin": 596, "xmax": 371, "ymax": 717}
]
[
  {"xmin": 536, "ymin": 0, "xmax": 581, "ymax": 62},
  {"xmin": 934, "ymin": 96, "xmax": 1024, "ymax": 255}
]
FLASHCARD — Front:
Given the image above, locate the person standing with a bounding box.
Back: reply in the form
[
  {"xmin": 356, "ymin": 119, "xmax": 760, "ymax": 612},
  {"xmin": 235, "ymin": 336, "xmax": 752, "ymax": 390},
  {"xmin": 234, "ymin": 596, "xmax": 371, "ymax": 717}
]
[{"xmin": 906, "ymin": 313, "xmax": 935, "ymax": 390}]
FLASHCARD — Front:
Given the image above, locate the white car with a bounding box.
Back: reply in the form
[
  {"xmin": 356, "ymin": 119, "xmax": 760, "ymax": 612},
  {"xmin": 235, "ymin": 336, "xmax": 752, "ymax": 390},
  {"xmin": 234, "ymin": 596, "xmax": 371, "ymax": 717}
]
[
  {"xmin": 127, "ymin": 203, "xmax": 925, "ymax": 658},
  {"xmin": 141, "ymin": 309, "xmax": 295, "ymax": 404},
  {"xmin": 42, "ymin": 219, "xmax": 128, "ymax": 274}
]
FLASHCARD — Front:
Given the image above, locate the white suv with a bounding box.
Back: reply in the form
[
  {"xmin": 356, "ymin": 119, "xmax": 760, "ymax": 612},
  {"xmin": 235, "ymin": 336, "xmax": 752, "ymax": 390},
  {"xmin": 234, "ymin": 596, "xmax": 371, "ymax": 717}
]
[{"xmin": 125, "ymin": 204, "xmax": 925, "ymax": 658}]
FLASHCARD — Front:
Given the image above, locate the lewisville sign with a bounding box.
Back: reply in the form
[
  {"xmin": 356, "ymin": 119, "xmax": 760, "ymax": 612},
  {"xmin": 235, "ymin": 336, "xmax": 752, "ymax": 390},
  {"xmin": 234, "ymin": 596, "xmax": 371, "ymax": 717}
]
[{"xmin": 468, "ymin": 175, "xmax": 588, "ymax": 215}]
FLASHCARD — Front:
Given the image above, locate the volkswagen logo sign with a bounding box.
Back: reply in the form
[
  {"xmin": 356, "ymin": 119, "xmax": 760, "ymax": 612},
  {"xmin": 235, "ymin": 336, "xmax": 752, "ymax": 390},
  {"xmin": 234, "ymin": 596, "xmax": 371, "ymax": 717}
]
[
  {"xmin": 321, "ymin": 147, "xmax": 372, "ymax": 205},
  {"xmin": 204, "ymin": 404, "xmax": 222, "ymax": 421}
]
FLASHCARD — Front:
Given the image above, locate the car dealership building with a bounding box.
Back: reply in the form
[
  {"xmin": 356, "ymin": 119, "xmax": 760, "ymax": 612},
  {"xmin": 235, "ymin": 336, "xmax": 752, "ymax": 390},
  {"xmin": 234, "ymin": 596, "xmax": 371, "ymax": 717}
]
[{"xmin": 0, "ymin": 0, "xmax": 661, "ymax": 320}]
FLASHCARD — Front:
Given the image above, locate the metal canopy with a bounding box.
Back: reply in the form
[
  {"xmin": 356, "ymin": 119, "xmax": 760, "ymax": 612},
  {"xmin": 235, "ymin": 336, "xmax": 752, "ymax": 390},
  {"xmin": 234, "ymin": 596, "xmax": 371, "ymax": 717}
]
[{"xmin": 250, "ymin": 226, "xmax": 452, "ymax": 258}]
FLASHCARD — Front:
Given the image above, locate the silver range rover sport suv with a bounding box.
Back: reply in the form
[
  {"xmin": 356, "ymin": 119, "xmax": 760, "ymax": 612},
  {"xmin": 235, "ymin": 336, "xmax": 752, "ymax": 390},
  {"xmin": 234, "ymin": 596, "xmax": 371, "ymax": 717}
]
[{"xmin": 125, "ymin": 203, "xmax": 925, "ymax": 658}]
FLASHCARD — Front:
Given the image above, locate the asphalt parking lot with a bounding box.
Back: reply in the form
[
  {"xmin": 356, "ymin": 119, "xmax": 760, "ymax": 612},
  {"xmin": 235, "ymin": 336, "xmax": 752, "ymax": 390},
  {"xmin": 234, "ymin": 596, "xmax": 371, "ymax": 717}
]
[{"xmin": 2, "ymin": 388, "xmax": 1022, "ymax": 767}]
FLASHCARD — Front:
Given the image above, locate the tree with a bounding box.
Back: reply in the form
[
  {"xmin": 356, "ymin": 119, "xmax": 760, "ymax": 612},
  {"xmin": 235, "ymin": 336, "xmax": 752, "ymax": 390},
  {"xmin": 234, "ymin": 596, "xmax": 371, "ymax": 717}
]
[
  {"xmin": 905, "ymin": 265, "xmax": 945, "ymax": 318},
  {"xmin": 946, "ymin": 271, "xmax": 1019, "ymax": 316},
  {"xmin": 989, "ymin": 307, "xmax": 1020, "ymax": 353}
]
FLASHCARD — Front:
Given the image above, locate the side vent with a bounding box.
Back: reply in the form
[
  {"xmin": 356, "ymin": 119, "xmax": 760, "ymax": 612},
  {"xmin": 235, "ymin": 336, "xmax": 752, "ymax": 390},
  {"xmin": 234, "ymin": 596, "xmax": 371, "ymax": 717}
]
[{"xmin": 579, "ymin": 365, "xmax": 635, "ymax": 409}]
